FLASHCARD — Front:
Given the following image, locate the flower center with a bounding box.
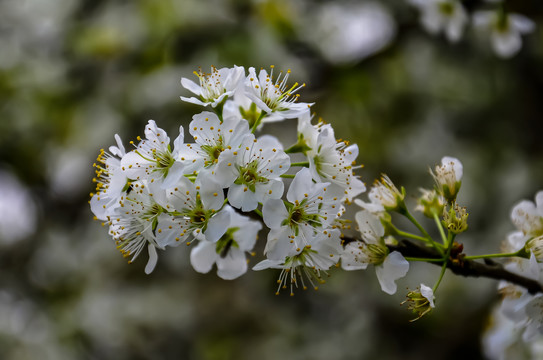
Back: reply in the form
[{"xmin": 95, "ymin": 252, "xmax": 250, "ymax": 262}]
[{"xmin": 215, "ymin": 227, "xmax": 240, "ymax": 258}]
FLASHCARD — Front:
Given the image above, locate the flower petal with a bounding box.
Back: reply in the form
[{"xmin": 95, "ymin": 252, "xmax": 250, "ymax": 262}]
[{"xmin": 375, "ymin": 251, "xmax": 409, "ymax": 295}]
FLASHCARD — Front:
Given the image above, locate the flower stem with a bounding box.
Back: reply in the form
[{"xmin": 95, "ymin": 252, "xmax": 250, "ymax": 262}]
[
  {"xmin": 253, "ymin": 208, "xmax": 263, "ymax": 218},
  {"xmin": 464, "ymin": 251, "xmax": 527, "ymax": 260},
  {"xmin": 280, "ymin": 174, "xmax": 295, "ymax": 179},
  {"xmin": 394, "ymin": 228, "xmax": 435, "ymax": 244},
  {"xmin": 250, "ymin": 112, "xmax": 266, "ymax": 133},
  {"xmin": 404, "ymin": 257, "xmax": 444, "ymax": 262},
  {"xmin": 433, "ymin": 261, "xmax": 448, "ymax": 293},
  {"xmin": 290, "ymin": 161, "xmax": 309, "ymax": 167},
  {"xmin": 403, "ymin": 209, "xmax": 444, "ymax": 255},
  {"xmin": 433, "ymin": 213, "xmax": 448, "ymax": 246}
]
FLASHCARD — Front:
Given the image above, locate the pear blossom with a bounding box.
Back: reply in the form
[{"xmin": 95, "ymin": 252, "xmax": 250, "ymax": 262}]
[
  {"xmin": 431, "ymin": 156, "xmax": 462, "ymax": 201},
  {"xmin": 154, "ymin": 175, "xmax": 230, "ymax": 246},
  {"xmin": 511, "ymin": 191, "xmax": 543, "ymax": 238},
  {"xmin": 262, "ymin": 167, "xmax": 343, "ymax": 260},
  {"xmin": 297, "ymin": 115, "xmax": 365, "ymax": 202},
  {"xmin": 215, "ymin": 134, "xmax": 290, "ymax": 211},
  {"xmin": 356, "ymin": 175, "xmax": 404, "ymax": 214},
  {"xmin": 254, "ymin": 229, "xmax": 342, "ymax": 295},
  {"xmin": 473, "ymin": 11, "xmax": 535, "ymax": 58},
  {"xmin": 245, "ymin": 66, "xmax": 312, "ymax": 122},
  {"xmin": 415, "ymin": 188, "xmax": 445, "ymax": 218},
  {"xmin": 106, "ymin": 181, "xmax": 171, "ymax": 274},
  {"xmin": 180, "ymin": 65, "xmax": 245, "ymax": 108},
  {"xmin": 121, "ymin": 120, "xmax": 185, "ymax": 188},
  {"xmin": 341, "ymin": 210, "xmax": 409, "ymax": 294},
  {"xmin": 402, "ymin": 283, "xmax": 435, "ymax": 321},
  {"xmin": 190, "ymin": 205, "xmax": 262, "ymax": 280},
  {"xmin": 178, "ymin": 111, "xmax": 250, "ymax": 174},
  {"xmin": 408, "ymin": 0, "xmax": 468, "ymax": 43},
  {"xmin": 90, "ymin": 134, "xmax": 130, "ymax": 220}
]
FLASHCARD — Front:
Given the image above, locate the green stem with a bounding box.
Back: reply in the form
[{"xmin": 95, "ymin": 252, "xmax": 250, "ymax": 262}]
[
  {"xmin": 405, "ymin": 257, "xmax": 444, "ymax": 262},
  {"xmin": 253, "ymin": 208, "xmax": 263, "ymax": 218},
  {"xmin": 464, "ymin": 251, "xmax": 526, "ymax": 260},
  {"xmin": 433, "ymin": 261, "xmax": 448, "ymax": 293},
  {"xmin": 404, "ymin": 209, "xmax": 444, "ymax": 255},
  {"xmin": 280, "ymin": 174, "xmax": 296, "ymax": 179},
  {"xmin": 290, "ymin": 161, "xmax": 309, "ymax": 167},
  {"xmin": 250, "ymin": 112, "xmax": 266, "ymax": 133},
  {"xmin": 394, "ymin": 228, "xmax": 436, "ymax": 244},
  {"xmin": 433, "ymin": 213, "xmax": 448, "ymax": 246}
]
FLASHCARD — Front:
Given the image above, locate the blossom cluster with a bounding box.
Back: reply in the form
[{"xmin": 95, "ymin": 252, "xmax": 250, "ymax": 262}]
[
  {"xmin": 90, "ymin": 66, "xmax": 365, "ymax": 292},
  {"xmin": 408, "ymin": 0, "xmax": 535, "ymax": 58},
  {"xmin": 483, "ymin": 191, "xmax": 543, "ymax": 357}
]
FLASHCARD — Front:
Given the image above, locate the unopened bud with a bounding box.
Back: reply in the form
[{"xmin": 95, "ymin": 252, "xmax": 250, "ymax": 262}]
[
  {"xmin": 415, "ymin": 188, "xmax": 445, "ymax": 218},
  {"xmin": 443, "ymin": 203, "xmax": 469, "ymax": 234}
]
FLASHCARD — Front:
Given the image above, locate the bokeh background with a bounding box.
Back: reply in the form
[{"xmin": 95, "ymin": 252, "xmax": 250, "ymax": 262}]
[{"xmin": 1, "ymin": 0, "xmax": 543, "ymax": 359}]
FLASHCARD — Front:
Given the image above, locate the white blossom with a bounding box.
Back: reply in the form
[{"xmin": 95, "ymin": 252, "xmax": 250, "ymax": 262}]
[
  {"xmin": 262, "ymin": 167, "xmax": 343, "ymax": 260},
  {"xmin": 511, "ymin": 191, "xmax": 543, "ymax": 238},
  {"xmin": 180, "ymin": 65, "xmax": 245, "ymax": 108},
  {"xmin": 298, "ymin": 114, "xmax": 365, "ymax": 202},
  {"xmin": 215, "ymin": 134, "xmax": 290, "ymax": 211},
  {"xmin": 190, "ymin": 205, "xmax": 262, "ymax": 280},
  {"xmin": 106, "ymin": 181, "xmax": 171, "ymax": 274},
  {"xmin": 253, "ymin": 229, "xmax": 342, "ymax": 295},
  {"xmin": 341, "ymin": 210, "xmax": 409, "ymax": 294},
  {"xmin": 90, "ymin": 134, "xmax": 130, "ymax": 220},
  {"xmin": 431, "ymin": 156, "xmax": 462, "ymax": 201},
  {"xmin": 178, "ymin": 111, "xmax": 250, "ymax": 174},
  {"xmin": 474, "ymin": 11, "xmax": 535, "ymax": 58},
  {"xmin": 408, "ymin": 0, "xmax": 468, "ymax": 43},
  {"xmin": 121, "ymin": 120, "xmax": 185, "ymax": 188},
  {"xmin": 356, "ymin": 175, "xmax": 404, "ymax": 214},
  {"xmin": 153, "ymin": 175, "xmax": 231, "ymax": 247},
  {"xmin": 245, "ymin": 66, "xmax": 312, "ymax": 122}
]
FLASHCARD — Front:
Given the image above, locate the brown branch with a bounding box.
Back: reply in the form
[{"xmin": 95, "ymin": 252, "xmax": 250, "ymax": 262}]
[{"xmin": 342, "ymin": 236, "xmax": 543, "ymax": 295}]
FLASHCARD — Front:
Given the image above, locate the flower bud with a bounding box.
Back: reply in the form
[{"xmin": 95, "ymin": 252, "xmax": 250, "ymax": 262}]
[
  {"xmin": 401, "ymin": 284, "xmax": 435, "ymax": 321},
  {"xmin": 443, "ymin": 203, "xmax": 469, "ymax": 234},
  {"xmin": 431, "ymin": 156, "xmax": 462, "ymax": 202},
  {"xmin": 415, "ymin": 188, "xmax": 445, "ymax": 218}
]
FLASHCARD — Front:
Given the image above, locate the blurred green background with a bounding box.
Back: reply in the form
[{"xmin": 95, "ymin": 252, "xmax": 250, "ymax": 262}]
[{"xmin": 1, "ymin": 0, "xmax": 542, "ymax": 359}]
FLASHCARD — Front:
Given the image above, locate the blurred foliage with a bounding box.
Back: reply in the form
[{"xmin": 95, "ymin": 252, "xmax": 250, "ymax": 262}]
[{"xmin": 0, "ymin": 0, "xmax": 543, "ymax": 359}]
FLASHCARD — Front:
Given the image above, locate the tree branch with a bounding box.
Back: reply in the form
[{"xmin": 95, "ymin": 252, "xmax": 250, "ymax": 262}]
[{"xmin": 343, "ymin": 237, "xmax": 543, "ymax": 295}]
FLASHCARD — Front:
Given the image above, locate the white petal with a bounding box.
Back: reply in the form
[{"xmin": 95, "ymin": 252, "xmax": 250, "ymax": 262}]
[
  {"xmin": 197, "ymin": 175, "xmax": 224, "ymax": 211},
  {"xmin": 161, "ymin": 161, "xmax": 185, "ymax": 189},
  {"xmin": 420, "ymin": 283, "xmax": 435, "ymax": 307},
  {"xmin": 172, "ymin": 125, "xmax": 184, "ymax": 152},
  {"xmin": 216, "ymin": 249, "xmax": 248, "ymax": 280},
  {"xmin": 253, "ymin": 259, "xmax": 282, "ymax": 271},
  {"xmin": 264, "ymin": 227, "xmax": 295, "ymax": 260},
  {"xmin": 180, "ymin": 77, "xmax": 203, "ymax": 96},
  {"xmin": 204, "ymin": 209, "xmax": 231, "ymax": 242},
  {"xmin": 375, "ymin": 251, "xmax": 409, "ymax": 295},
  {"xmin": 262, "ymin": 199, "xmax": 288, "ymax": 229},
  {"xmin": 355, "ymin": 210, "xmax": 385, "ymax": 243},
  {"xmin": 144, "ymin": 244, "xmax": 158, "ymax": 274},
  {"xmin": 510, "ymin": 14, "xmax": 535, "ymax": 34},
  {"xmin": 341, "ymin": 241, "xmax": 369, "ymax": 271},
  {"xmin": 190, "ymin": 241, "xmax": 217, "ymax": 274},
  {"xmin": 492, "ymin": 31, "xmax": 522, "ymax": 58},
  {"xmin": 287, "ymin": 168, "xmax": 313, "ymax": 203}
]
